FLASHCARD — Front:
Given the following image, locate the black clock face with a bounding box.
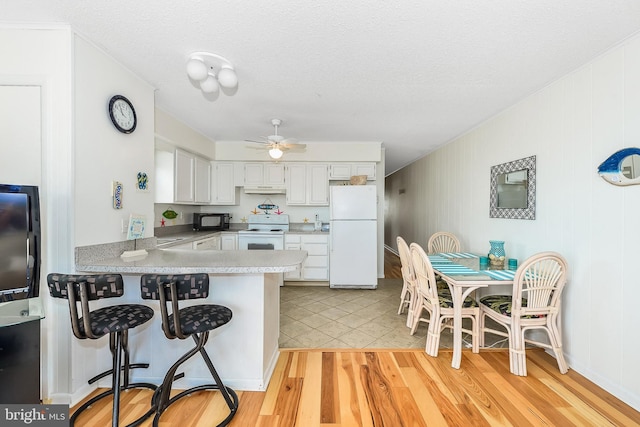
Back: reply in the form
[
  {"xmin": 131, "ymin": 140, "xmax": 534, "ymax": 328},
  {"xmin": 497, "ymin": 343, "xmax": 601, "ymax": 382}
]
[{"xmin": 108, "ymin": 95, "xmax": 137, "ymax": 133}]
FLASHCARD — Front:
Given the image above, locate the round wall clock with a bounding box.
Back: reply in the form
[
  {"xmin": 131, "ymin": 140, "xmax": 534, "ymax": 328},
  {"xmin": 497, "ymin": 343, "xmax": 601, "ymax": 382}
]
[{"xmin": 108, "ymin": 95, "xmax": 137, "ymax": 133}]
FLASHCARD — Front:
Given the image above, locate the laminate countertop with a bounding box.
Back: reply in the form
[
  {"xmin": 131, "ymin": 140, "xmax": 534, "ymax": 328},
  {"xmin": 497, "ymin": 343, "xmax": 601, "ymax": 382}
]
[{"xmin": 76, "ymin": 248, "xmax": 307, "ymax": 275}]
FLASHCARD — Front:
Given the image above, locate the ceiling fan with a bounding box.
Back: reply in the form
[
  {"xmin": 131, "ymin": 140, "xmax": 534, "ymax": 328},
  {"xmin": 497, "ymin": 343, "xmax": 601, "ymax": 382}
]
[{"xmin": 245, "ymin": 119, "xmax": 306, "ymax": 159}]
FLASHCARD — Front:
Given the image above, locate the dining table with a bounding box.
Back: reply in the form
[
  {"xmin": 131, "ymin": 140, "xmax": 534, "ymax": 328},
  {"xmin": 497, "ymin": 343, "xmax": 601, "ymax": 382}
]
[{"xmin": 429, "ymin": 253, "xmax": 516, "ymax": 369}]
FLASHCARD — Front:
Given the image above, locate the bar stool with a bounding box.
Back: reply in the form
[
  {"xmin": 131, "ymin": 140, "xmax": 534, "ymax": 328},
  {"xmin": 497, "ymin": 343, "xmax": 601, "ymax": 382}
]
[
  {"xmin": 140, "ymin": 273, "xmax": 238, "ymax": 426},
  {"xmin": 47, "ymin": 273, "xmax": 156, "ymax": 427}
]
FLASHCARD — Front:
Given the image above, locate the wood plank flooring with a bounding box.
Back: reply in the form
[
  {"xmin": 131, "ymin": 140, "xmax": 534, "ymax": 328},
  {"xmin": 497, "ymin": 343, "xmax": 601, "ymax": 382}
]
[{"xmin": 72, "ymin": 348, "xmax": 640, "ymax": 426}]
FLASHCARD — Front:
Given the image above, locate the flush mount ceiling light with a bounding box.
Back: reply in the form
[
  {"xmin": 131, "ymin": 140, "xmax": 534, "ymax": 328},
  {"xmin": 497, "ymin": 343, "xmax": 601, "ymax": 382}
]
[{"xmin": 186, "ymin": 52, "xmax": 238, "ymax": 95}]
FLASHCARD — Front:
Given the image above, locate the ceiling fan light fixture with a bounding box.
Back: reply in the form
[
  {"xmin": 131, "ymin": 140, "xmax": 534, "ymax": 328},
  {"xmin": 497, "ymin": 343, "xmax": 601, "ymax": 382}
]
[
  {"xmin": 187, "ymin": 52, "xmax": 236, "ymax": 96},
  {"xmin": 269, "ymin": 147, "xmax": 284, "ymax": 159}
]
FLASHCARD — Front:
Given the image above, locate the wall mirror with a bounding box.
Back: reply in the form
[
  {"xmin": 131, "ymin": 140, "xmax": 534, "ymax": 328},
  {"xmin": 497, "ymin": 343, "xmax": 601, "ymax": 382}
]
[
  {"xmin": 490, "ymin": 155, "xmax": 536, "ymax": 220},
  {"xmin": 597, "ymin": 147, "xmax": 640, "ymax": 186}
]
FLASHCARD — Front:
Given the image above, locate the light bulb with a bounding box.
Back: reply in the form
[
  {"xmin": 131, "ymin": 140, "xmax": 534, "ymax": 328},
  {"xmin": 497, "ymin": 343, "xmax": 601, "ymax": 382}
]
[
  {"xmin": 269, "ymin": 147, "xmax": 283, "ymax": 159},
  {"xmin": 200, "ymin": 75, "xmax": 220, "ymax": 94},
  {"xmin": 217, "ymin": 67, "xmax": 238, "ymax": 88},
  {"xmin": 186, "ymin": 58, "xmax": 208, "ymax": 81}
]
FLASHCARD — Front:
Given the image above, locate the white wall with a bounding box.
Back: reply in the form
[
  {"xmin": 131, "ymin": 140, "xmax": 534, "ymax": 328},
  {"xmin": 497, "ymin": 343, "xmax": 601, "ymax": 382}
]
[
  {"xmin": 0, "ymin": 25, "xmax": 74, "ymax": 404},
  {"xmin": 386, "ymin": 34, "xmax": 640, "ymax": 410},
  {"xmin": 74, "ymin": 36, "xmax": 156, "ymax": 246}
]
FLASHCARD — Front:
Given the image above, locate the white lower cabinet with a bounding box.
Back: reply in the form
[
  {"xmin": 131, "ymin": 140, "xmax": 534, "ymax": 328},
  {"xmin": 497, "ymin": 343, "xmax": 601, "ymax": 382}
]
[
  {"xmin": 284, "ymin": 233, "xmax": 329, "ymax": 281},
  {"xmin": 193, "ymin": 235, "xmax": 220, "ymax": 250},
  {"xmin": 221, "ymin": 233, "xmax": 237, "ymax": 250}
]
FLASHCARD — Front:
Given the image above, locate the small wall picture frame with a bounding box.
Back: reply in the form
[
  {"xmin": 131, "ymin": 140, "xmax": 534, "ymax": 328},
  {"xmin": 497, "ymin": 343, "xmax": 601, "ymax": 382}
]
[
  {"xmin": 112, "ymin": 181, "xmax": 123, "ymax": 209},
  {"xmin": 127, "ymin": 213, "xmax": 146, "ymax": 240},
  {"xmin": 136, "ymin": 171, "xmax": 149, "ymax": 192}
]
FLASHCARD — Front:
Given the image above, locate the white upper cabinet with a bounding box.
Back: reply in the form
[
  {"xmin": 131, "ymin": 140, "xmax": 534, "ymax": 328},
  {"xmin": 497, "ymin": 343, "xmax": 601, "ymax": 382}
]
[
  {"xmin": 155, "ymin": 148, "xmax": 211, "ymax": 205},
  {"xmin": 285, "ymin": 163, "xmax": 329, "ymax": 206},
  {"xmin": 211, "ymin": 162, "xmax": 238, "ymax": 205},
  {"xmin": 174, "ymin": 148, "xmax": 195, "ymax": 203},
  {"xmin": 194, "ymin": 156, "xmax": 211, "ymax": 204},
  {"xmin": 244, "ymin": 162, "xmax": 285, "ymax": 186},
  {"xmin": 328, "ymin": 162, "xmax": 376, "ymax": 181}
]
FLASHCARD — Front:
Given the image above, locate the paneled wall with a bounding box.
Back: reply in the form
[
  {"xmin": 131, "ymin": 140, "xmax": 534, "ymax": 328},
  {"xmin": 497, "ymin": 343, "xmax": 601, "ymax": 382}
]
[{"xmin": 385, "ymin": 34, "xmax": 640, "ymax": 410}]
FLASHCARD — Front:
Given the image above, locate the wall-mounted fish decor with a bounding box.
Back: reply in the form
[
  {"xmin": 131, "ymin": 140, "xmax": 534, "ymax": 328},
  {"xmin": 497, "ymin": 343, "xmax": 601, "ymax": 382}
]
[{"xmin": 597, "ymin": 147, "xmax": 640, "ymax": 186}]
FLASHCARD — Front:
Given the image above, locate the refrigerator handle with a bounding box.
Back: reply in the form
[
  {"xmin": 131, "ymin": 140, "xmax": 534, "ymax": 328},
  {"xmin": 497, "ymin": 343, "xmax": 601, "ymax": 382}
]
[{"xmin": 330, "ymin": 229, "xmax": 334, "ymax": 252}]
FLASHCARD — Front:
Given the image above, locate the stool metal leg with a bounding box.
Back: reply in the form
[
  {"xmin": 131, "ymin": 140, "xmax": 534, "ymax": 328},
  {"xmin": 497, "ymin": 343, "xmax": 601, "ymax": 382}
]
[
  {"xmin": 70, "ymin": 330, "xmax": 158, "ymax": 427},
  {"xmin": 151, "ymin": 332, "xmax": 239, "ymax": 427},
  {"xmin": 196, "ymin": 334, "xmax": 237, "ymax": 412},
  {"xmin": 111, "ymin": 331, "xmax": 123, "ymax": 427}
]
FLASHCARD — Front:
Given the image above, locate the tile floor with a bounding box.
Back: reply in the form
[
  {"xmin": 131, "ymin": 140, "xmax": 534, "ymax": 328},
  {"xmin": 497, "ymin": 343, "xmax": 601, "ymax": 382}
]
[{"xmin": 279, "ymin": 278, "xmax": 509, "ymax": 349}]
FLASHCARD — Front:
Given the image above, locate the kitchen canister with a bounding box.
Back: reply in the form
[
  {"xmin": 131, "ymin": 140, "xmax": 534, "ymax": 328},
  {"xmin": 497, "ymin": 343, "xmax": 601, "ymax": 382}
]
[{"xmin": 488, "ymin": 240, "xmax": 506, "ymax": 269}]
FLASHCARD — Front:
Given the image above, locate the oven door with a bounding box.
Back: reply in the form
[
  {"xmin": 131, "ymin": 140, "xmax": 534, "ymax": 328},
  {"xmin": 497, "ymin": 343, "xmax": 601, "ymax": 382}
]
[{"xmin": 238, "ymin": 233, "xmax": 284, "ymax": 250}]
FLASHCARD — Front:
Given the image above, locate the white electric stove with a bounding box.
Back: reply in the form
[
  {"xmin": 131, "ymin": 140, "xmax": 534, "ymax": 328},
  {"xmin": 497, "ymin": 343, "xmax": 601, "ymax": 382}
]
[{"xmin": 237, "ymin": 214, "xmax": 289, "ymax": 250}]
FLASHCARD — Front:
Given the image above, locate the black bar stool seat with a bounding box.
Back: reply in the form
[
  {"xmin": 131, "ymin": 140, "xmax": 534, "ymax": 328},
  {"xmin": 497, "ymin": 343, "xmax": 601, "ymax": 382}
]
[
  {"xmin": 47, "ymin": 273, "xmax": 157, "ymax": 427},
  {"xmin": 140, "ymin": 273, "xmax": 238, "ymax": 427}
]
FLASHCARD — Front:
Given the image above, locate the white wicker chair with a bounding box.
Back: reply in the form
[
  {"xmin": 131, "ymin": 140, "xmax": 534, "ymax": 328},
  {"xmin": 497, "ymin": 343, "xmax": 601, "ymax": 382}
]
[
  {"xmin": 427, "ymin": 231, "xmax": 461, "ymax": 254},
  {"xmin": 479, "ymin": 251, "xmax": 569, "ymax": 376},
  {"xmin": 396, "ymin": 236, "xmax": 416, "ymax": 322},
  {"xmin": 409, "ymin": 243, "xmax": 479, "ymax": 356}
]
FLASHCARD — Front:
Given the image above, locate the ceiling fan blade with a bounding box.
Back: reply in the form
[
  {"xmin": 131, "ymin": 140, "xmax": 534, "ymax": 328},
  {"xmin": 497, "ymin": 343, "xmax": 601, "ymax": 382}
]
[
  {"xmin": 244, "ymin": 139, "xmax": 270, "ymax": 145},
  {"xmin": 282, "ymin": 142, "xmax": 306, "ymax": 149}
]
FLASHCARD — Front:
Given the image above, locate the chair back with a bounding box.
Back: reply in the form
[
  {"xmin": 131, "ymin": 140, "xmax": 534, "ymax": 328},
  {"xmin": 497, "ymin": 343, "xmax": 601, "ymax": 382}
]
[
  {"xmin": 397, "ymin": 236, "xmax": 415, "ymax": 286},
  {"xmin": 47, "ymin": 273, "xmax": 124, "ymax": 300},
  {"xmin": 140, "ymin": 274, "xmax": 210, "ymax": 340},
  {"xmin": 140, "ymin": 274, "xmax": 209, "ymax": 301},
  {"xmin": 47, "ymin": 273, "xmax": 125, "ymax": 339},
  {"xmin": 512, "ymin": 252, "xmax": 568, "ymax": 317},
  {"xmin": 427, "ymin": 232, "xmax": 461, "ymax": 254},
  {"xmin": 410, "ymin": 243, "xmax": 440, "ymax": 306}
]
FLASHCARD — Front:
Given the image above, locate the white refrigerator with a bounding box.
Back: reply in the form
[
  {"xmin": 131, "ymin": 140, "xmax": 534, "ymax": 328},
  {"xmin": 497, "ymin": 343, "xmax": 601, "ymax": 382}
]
[{"xmin": 329, "ymin": 185, "xmax": 378, "ymax": 289}]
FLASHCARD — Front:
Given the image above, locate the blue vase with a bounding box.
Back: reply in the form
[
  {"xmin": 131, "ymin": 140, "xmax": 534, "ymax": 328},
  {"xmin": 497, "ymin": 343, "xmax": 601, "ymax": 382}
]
[{"xmin": 488, "ymin": 240, "xmax": 505, "ymax": 269}]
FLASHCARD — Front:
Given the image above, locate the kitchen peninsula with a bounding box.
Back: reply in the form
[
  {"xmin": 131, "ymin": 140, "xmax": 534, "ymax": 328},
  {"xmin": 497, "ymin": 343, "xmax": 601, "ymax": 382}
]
[{"xmin": 75, "ymin": 240, "xmax": 307, "ymax": 392}]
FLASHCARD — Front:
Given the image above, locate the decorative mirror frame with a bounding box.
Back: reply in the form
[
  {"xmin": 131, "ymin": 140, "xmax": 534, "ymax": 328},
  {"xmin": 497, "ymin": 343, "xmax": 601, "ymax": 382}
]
[{"xmin": 490, "ymin": 155, "xmax": 536, "ymax": 220}]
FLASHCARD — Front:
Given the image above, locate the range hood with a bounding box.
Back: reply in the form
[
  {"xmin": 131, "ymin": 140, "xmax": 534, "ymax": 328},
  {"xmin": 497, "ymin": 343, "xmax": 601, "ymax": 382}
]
[{"xmin": 243, "ymin": 185, "xmax": 286, "ymax": 194}]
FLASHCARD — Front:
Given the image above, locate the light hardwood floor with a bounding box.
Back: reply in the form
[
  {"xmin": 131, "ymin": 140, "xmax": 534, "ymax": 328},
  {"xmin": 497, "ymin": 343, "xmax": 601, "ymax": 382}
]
[
  {"xmin": 73, "ymin": 349, "xmax": 640, "ymax": 426},
  {"xmin": 71, "ymin": 250, "xmax": 640, "ymax": 425}
]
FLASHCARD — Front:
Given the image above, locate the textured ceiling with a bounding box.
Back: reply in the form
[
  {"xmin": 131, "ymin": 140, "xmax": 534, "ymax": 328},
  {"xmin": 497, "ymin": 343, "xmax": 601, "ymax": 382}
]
[{"xmin": 4, "ymin": 1, "xmax": 640, "ymax": 174}]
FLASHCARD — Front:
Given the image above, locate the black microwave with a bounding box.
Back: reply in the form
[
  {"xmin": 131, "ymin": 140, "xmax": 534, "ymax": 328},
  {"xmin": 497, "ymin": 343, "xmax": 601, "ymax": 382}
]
[{"xmin": 193, "ymin": 213, "xmax": 230, "ymax": 231}]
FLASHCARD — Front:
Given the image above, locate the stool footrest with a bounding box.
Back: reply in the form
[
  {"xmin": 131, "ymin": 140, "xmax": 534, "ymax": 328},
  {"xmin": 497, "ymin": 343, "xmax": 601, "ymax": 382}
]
[
  {"xmin": 88, "ymin": 363, "xmax": 150, "ymax": 385},
  {"xmin": 152, "ymin": 385, "xmax": 238, "ymax": 427}
]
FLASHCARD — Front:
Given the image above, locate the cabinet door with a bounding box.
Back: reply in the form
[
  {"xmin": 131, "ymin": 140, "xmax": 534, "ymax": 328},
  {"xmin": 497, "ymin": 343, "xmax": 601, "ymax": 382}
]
[
  {"xmin": 194, "ymin": 235, "xmax": 220, "ymax": 250},
  {"xmin": 212, "ymin": 162, "xmax": 236, "ymax": 205},
  {"xmin": 221, "ymin": 233, "xmax": 237, "ymax": 250},
  {"xmin": 307, "ymin": 164, "xmax": 329, "ymax": 205},
  {"xmin": 244, "ymin": 163, "xmax": 264, "ymax": 186},
  {"xmin": 264, "ymin": 163, "xmax": 286, "ymax": 185},
  {"xmin": 284, "ymin": 241, "xmax": 302, "ymax": 280},
  {"xmin": 285, "ymin": 163, "xmax": 307, "ymax": 205},
  {"xmin": 174, "ymin": 149, "xmax": 195, "ymax": 203},
  {"xmin": 194, "ymin": 156, "xmax": 212, "ymax": 203},
  {"xmin": 154, "ymin": 150, "xmax": 175, "ymax": 203},
  {"xmin": 353, "ymin": 163, "xmax": 376, "ymax": 180},
  {"xmin": 328, "ymin": 163, "xmax": 352, "ymax": 180}
]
